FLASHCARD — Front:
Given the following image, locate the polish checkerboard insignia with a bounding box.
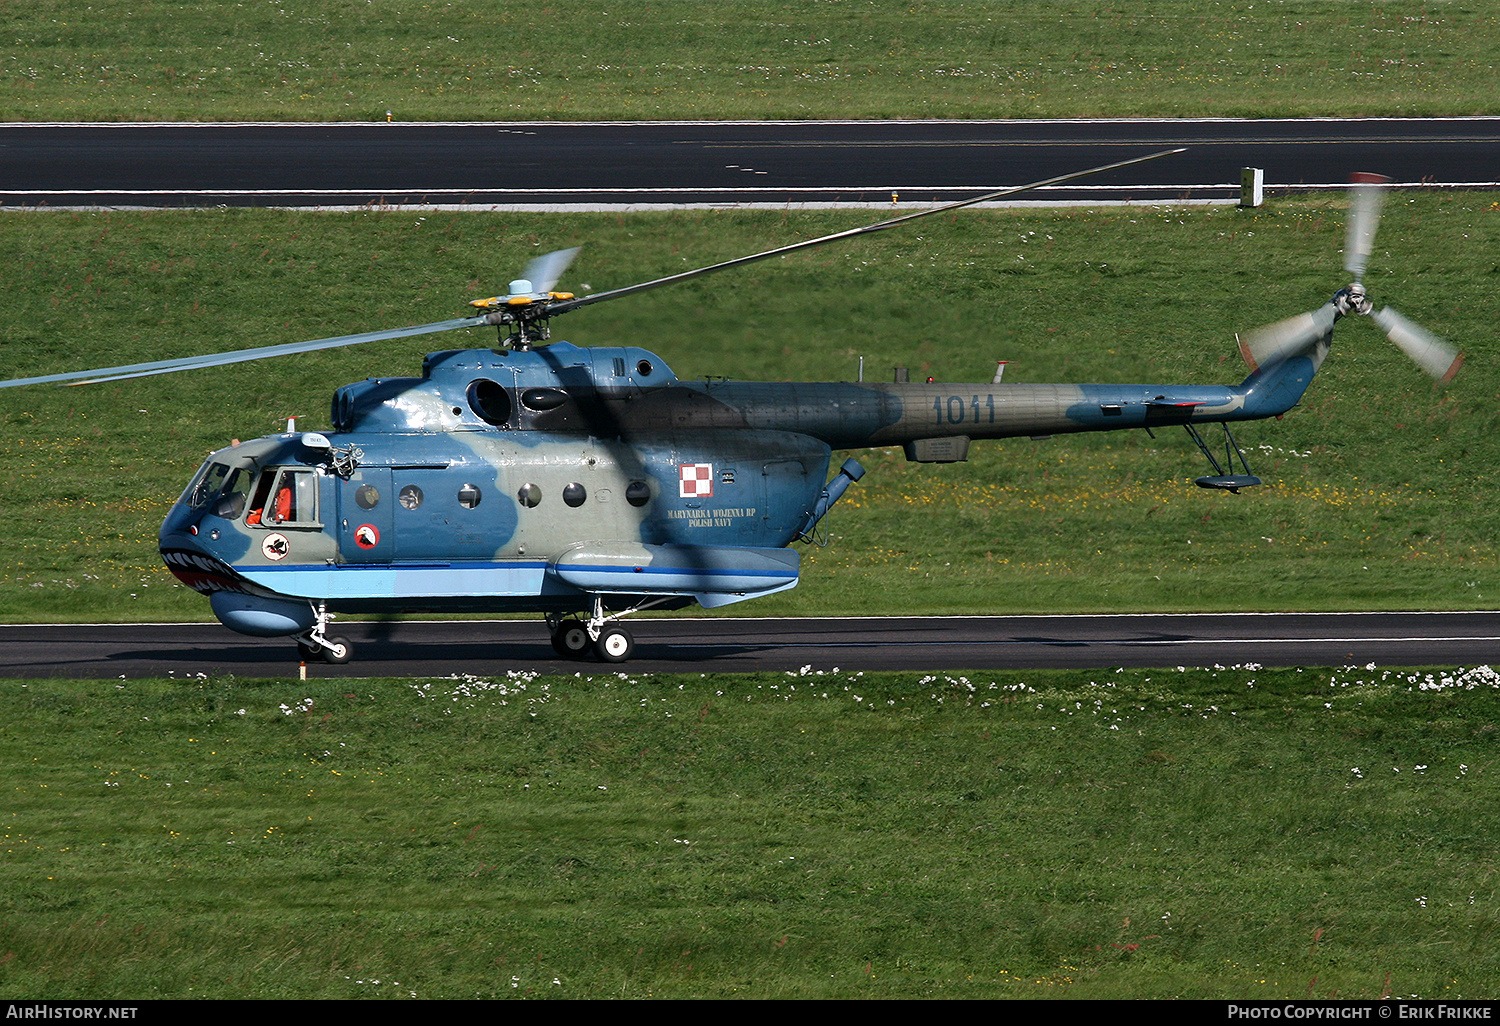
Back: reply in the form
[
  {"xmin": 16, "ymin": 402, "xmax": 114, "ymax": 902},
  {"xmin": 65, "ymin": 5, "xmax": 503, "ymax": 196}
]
[{"xmin": 678, "ymin": 462, "xmax": 714, "ymax": 498}]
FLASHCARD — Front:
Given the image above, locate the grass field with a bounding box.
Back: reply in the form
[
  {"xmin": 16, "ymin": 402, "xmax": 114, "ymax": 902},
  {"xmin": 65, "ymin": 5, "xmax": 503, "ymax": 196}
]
[
  {"xmin": 3, "ymin": 664, "xmax": 1499, "ymax": 999},
  {"xmin": 2, "ymin": 193, "xmax": 1497, "ymax": 622},
  {"xmin": 6, "ymin": 0, "xmax": 1500, "ymax": 122}
]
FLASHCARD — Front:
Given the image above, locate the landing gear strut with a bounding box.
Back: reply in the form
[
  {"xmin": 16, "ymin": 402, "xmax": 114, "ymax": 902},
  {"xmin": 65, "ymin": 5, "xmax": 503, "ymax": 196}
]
[
  {"xmin": 295, "ymin": 602, "xmax": 353, "ymax": 663},
  {"xmin": 546, "ymin": 596, "xmax": 663, "ymax": 662}
]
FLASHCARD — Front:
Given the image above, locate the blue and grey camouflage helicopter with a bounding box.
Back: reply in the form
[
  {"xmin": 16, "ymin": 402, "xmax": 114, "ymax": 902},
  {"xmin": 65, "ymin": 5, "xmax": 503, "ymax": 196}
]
[{"xmin": 1, "ymin": 158, "xmax": 1460, "ymax": 663}]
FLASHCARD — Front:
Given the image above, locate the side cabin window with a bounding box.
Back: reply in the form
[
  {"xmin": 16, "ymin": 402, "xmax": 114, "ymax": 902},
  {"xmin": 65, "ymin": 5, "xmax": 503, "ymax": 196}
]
[{"xmin": 246, "ymin": 468, "xmax": 320, "ymax": 528}]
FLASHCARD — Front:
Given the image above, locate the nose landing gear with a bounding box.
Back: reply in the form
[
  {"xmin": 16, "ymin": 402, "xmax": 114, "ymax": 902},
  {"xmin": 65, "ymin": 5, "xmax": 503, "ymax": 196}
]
[{"xmin": 295, "ymin": 602, "xmax": 353, "ymax": 663}]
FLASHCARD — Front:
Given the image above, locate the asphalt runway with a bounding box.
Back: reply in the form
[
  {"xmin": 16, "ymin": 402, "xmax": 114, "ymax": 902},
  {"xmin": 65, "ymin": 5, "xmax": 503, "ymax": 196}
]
[
  {"xmin": 4, "ymin": 118, "xmax": 1499, "ymax": 208},
  {"xmin": 4, "ymin": 612, "xmax": 1499, "ymax": 679}
]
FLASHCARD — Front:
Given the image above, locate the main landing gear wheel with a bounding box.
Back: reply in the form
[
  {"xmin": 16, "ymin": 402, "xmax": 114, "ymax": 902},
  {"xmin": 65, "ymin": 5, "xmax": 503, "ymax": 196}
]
[
  {"xmin": 551, "ymin": 619, "xmax": 591, "ymax": 659},
  {"xmin": 594, "ymin": 625, "xmax": 635, "ymax": 663}
]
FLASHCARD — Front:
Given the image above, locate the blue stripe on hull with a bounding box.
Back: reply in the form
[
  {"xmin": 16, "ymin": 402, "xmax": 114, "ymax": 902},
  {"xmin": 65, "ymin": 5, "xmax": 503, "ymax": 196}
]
[
  {"xmin": 239, "ymin": 561, "xmax": 554, "ymax": 600},
  {"xmin": 550, "ymin": 561, "xmax": 798, "ymax": 594},
  {"xmin": 236, "ymin": 553, "xmax": 799, "ymax": 602}
]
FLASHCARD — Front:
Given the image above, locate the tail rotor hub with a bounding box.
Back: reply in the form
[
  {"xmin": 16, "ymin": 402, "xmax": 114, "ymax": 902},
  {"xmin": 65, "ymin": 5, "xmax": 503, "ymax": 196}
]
[{"xmin": 1334, "ymin": 282, "xmax": 1373, "ymax": 317}]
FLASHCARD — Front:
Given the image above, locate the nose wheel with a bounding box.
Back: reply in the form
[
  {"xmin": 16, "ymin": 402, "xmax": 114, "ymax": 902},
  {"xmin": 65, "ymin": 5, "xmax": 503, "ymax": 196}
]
[
  {"xmin": 297, "ymin": 634, "xmax": 352, "ymax": 663},
  {"xmin": 295, "ymin": 603, "xmax": 352, "ymax": 663}
]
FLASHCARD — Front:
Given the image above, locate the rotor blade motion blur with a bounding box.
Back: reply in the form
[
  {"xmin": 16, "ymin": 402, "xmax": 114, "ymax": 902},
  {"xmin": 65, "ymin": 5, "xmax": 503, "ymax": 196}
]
[
  {"xmin": 546, "ymin": 148, "xmax": 1186, "ymax": 317},
  {"xmin": 1238, "ymin": 304, "xmax": 1337, "ymax": 371},
  {"xmin": 521, "ymin": 246, "xmax": 581, "ymax": 295},
  {"xmin": 0, "ymin": 316, "xmax": 488, "ymax": 389},
  {"xmin": 1344, "ymin": 172, "xmax": 1388, "ymax": 281},
  {"xmin": 1372, "ymin": 306, "xmax": 1464, "ymax": 382},
  {"xmin": 1238, "ymin": 172, "xmax": 1462, "ymax": 384}
]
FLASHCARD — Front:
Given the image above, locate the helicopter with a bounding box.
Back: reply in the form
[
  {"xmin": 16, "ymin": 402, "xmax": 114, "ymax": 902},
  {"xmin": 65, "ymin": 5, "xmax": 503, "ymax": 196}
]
[{"xmin": 1, "ymin": 156, "xmax": 1461, "ymax": 664}]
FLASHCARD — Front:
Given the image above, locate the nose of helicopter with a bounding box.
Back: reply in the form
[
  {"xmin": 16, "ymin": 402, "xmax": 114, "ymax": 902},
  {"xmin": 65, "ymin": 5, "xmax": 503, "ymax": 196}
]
[
  {"xmin": 159, "ymin": 530, "xmax": 234, "ymax": 594},
  {"xmin": 158, "ymin": 500, "xmax": 250, "ymax": 595}
]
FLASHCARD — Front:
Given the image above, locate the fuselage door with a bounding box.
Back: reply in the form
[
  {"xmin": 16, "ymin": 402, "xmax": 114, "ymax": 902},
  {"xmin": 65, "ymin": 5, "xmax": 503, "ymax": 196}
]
[
  {"xmin": 337, "ymin": 468, "xmax": 395, "ymax": 563},
  {"xmin": 759, "ymin": 457, "xmax": 811, "ymax": 546}
]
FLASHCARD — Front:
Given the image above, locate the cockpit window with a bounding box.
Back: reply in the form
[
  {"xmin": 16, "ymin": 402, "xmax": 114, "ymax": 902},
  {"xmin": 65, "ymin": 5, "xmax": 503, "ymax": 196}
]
[
  {"xmin": 246, "ymin": 467, "xmax": 320, "ymax": 527},
  {"xmin": 183, "ymin": 459, "xmax": 249, "ymax": 512},
  {"xmin": 210, "ymin": 469, "xmax": 249, "ymax": 520},
  {"xmin": 184, "ymin": 461, "xmax": 231, "ymax": 508}
]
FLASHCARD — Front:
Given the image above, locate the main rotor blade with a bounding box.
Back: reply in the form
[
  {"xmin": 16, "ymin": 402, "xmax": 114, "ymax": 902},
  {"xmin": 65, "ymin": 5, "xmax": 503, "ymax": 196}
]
[
  {"xmin": 1371, "ymin": 306, "xmax": 1463, "ymax": 382},
  {"xmin": 1345, "ymin": 172, "xmax": 1388, "ymax": 281},
  {"xmin": 547, "ymin": 148, "xmax": 1186, "ymax": 317},
  {"xmin": 522, "ymin": 246, "xmax": 581, "ymax": 295},
  {"xmin": 1, "ymin": 152, "xmax": 1183, "ymax": 389},
  {"xmin": 0, "ymin": 315, "xmax": 488, "ymax": 389},
  {"xmin": 1237, "ymin": 303, "xmax": 1338, "ymax": 371}
]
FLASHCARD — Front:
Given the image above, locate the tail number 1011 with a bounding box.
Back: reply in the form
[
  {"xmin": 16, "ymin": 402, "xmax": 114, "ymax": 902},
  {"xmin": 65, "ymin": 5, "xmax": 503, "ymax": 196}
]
[{"xmin": 934, "ymin": 394, "xmax": 996, "ymax": 425}]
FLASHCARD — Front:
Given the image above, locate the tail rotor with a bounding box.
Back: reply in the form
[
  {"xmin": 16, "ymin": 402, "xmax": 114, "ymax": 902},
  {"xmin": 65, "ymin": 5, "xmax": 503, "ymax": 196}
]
[{"xmin": 1241, "ymin": 172, "xmax": 1461, "ymax": 383}]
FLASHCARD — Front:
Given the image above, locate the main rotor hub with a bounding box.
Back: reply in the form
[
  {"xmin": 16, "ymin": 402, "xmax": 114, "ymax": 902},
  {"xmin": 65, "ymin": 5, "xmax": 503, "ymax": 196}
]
[{"xmin": 474, "ymin": 297, "xmax": 568, "ymax": 350}]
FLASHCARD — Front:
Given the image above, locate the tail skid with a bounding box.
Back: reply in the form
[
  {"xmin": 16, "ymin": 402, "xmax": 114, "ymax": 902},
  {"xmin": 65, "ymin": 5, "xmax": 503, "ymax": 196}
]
[
  {"xmin": 1156, "ymin": 307, "xmax": 1334, "ymax": 492},
  {"xmin": 1186, "ymin": 421, "xmax": 1261, "ymax": 493}
]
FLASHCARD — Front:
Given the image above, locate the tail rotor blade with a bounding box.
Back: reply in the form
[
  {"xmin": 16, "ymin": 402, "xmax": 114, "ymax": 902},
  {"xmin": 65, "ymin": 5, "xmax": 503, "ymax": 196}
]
[
  {"xmin": 1242, "ymin": 173, "xmax": 1459, "ymax": 387},
  {"xmin": 1238, "ymin": 303, "xmax": 1338, "ymax": 371},
  {"xmin": 1371, "ymin": 306, "xmax": 1463, "ymax": 382},
  {"xmin": 1345, "ymin": 173, "xmax": 1388, "ymax": 281}
]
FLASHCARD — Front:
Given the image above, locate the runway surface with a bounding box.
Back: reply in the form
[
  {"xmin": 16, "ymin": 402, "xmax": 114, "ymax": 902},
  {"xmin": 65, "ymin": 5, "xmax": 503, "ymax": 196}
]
[
  {"xmin": 5, "ymin": 118, "xmax": 1499, "ymax": 208},
  {"xmin": 4, "ymin": 612, "xmax": 1499, "ymax": 679}
]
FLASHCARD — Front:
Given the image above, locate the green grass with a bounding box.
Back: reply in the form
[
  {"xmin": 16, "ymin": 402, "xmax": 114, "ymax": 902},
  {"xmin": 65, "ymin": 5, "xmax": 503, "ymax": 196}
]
[
  {"xmin": 6, "ymin": 0, "xmax": 1500, "ymax": 122},
  {"xmin": 2, "ymin": 193, "xmax": 1498, "ymax": 621},
  {"xmin": 3, "ymin": 664, "xmax": 1498, "ymax": 999}
]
